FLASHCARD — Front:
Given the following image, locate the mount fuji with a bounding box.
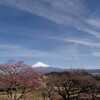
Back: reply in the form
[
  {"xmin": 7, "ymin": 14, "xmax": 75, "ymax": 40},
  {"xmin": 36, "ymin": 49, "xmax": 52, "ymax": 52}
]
[
  {"xmin": 32, "ymin": 62, "xmax": 66, "ymax": 73},
  {"xmin": 32, "ymin": 62, "xmax": 50, "ymax": 68},
  {"xmin": 32, "ymin": 62, "xmax": 100, "ymax": 74}
]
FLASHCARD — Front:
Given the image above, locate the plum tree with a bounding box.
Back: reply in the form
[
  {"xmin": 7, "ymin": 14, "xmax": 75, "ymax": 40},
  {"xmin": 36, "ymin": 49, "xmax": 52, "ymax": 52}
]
[{"xmin": 0, "ymin": 60, "xmax": 42, "ymax": 100}]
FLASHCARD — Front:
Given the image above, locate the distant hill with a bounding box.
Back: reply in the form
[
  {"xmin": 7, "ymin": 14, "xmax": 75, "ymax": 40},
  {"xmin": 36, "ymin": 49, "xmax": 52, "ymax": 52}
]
[
  {"xmin": 34, "ymin": 67, "xmax": 66, "ymax": 74},
  {"xmin": 86, "ymin": 69, "xmax": 100, "ymax": 74}
]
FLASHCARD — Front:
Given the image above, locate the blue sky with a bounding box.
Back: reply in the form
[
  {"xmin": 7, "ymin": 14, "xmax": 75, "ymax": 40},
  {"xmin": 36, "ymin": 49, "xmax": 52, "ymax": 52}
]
[{"xmin": 0, "ymin": 0, "xmax": 100, "ymax": 69}]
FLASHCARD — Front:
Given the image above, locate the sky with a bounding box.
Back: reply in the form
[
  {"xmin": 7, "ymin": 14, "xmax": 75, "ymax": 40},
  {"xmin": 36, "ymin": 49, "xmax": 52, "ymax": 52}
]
[{"xmin": 0, "ymin": 0, "xmax": 100, "ymax": 69}]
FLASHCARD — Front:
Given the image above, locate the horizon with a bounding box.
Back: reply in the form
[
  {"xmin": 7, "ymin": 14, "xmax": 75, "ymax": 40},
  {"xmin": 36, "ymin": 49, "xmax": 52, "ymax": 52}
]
[
  {"xmin": 1, "ymin": 60, "xmax": 100, "ymax": 70},
  {"xmin": 0, "ymin": 0, "xmax": 100, "ymax": 69}
]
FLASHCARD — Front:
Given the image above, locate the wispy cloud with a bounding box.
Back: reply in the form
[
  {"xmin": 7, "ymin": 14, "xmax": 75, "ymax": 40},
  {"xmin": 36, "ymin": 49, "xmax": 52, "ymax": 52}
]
[
  {"xmin": 0, "ymin": 44, "xmax": 53, "ymax": 57},
  {"xmin": 92, "ymin": 52, "xmax": 100, "ymax": 57},
  {"xmin": 82, "ymin": 28, "xmax": 100, "ymax": 39},
  {"xmin": 1, "ymin": 0, "xmax": 99, "ymax": 39},
  {"xmin": 87, "ymin": 17, "xmax": 100, "ymax": 29},
  {"xmin": 64, "ymin": 38, "xmax": 100, "ymax": 48},
  {"xmin": 0, "ymin": 0, "xmax": 87, "ymax": 25},
  {"xmin": 1, "ymin": 0, "xmax": 100, "ymax": 40},
  {"xmin": 76, "ymin": 18, "xmax": 100, "ymax": 39},
  {"xmin": 49, "ymin": 36, "xmax": 100, "ymax": 48},
  {"xmin": 0, "ymin": 43, "xmax": 84, "ymax": 61}
]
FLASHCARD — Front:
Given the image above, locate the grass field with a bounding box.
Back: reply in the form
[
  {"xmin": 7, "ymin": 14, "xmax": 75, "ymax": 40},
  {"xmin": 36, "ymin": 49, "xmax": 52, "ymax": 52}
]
[
  {"xmin": 0, "ymin": 91, "xmax": 52, "ymax": 100},
  {"xmin": 0, "ymin": 91, "xmax": 100, "ymax": 100}
]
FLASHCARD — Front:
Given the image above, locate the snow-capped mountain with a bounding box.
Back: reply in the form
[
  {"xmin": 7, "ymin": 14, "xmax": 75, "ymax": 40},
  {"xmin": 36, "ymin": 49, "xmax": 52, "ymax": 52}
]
[
  {"xmin": 32, "ymin": 62, "xmax": 50, "ymax": 68},
  {"xmin": 32, "ymin": 62, "xmax": 100, "ymax": 74},
  {"xmin": 32, "ymin": 62, "xmax": 66, "ymax": 73}
]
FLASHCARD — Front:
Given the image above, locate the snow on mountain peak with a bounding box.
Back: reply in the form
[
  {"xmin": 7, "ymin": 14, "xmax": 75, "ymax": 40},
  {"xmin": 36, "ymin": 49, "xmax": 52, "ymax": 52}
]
[{"xmin": 32, "ymin": 62, "xmax": 50, "ymax": 68}]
